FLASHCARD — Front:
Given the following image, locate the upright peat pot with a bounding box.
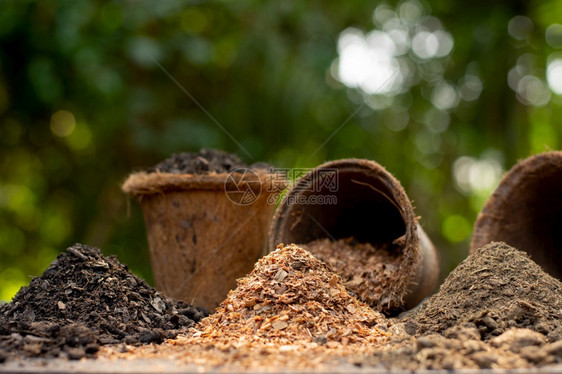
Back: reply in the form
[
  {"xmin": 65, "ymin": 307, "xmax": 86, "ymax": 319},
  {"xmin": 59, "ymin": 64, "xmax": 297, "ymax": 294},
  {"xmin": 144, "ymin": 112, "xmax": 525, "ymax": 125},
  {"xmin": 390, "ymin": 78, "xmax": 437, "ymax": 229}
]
[
  {"xmin": 269, "ymin": 159, "xmax": 439, "ymax": 312},
  {"xmin": 122, "ymin": 169, "xmax": 283, "ymax": 311},
  {"xmin": 472, "ymin": 151, "xmax": 562, "ymax": 279}
]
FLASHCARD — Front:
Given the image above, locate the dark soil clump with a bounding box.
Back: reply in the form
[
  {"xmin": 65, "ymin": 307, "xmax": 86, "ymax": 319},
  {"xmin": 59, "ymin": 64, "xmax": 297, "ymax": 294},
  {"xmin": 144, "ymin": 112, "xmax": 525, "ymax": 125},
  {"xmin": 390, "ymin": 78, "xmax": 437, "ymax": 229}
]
[
  {"xmin": 370, "ymin": 242, "xmax": 562, "ymax": 370},
  {"xmin": 302, "ymin": 237, "xmax": 402, "ymax": 312},
  {"xmin": 148, "ymin": 149, "xmax": 269, "ymax": 174},
  {"xmin": 0, "ymin": 244, "xmax": 206, "ymax": 361}
]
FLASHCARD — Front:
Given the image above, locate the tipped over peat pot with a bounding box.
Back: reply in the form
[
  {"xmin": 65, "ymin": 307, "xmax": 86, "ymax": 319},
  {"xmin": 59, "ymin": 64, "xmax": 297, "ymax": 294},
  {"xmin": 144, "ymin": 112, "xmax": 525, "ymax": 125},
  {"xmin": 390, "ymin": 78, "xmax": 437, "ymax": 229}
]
[
  {"xmin": 269, "ymin": 159, "xmax": 439, "ymax": 311},
  {"xmin": 122, "ymin": 169, "xmax": 284, "ymax": 311},
  {"xmin": 472, "ymin": 151, "xmax": 562, "ymax": 279}
]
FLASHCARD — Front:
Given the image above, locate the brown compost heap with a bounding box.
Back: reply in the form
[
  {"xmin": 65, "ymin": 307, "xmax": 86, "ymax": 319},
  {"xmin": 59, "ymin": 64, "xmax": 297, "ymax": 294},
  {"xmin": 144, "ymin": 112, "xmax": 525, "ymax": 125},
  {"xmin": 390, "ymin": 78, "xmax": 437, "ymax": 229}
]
[{"xmin": 371, "ymin": 242, "xmax": 562, "ymax": 370}]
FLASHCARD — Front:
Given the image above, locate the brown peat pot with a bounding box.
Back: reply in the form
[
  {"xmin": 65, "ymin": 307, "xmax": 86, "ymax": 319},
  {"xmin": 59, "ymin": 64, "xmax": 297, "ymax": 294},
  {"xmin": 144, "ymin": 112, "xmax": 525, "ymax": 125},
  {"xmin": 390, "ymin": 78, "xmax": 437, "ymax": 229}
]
[
  {"xmin": 122, "ymin": 169, "xmax": 283, "ymax": 310},
  {"xmin": 269, "ymin": 159, "xmax": 439, "ymax": 311},
  {"xmin": 471, "ymin": 151, "xmax": 562, "ymax": 279}
]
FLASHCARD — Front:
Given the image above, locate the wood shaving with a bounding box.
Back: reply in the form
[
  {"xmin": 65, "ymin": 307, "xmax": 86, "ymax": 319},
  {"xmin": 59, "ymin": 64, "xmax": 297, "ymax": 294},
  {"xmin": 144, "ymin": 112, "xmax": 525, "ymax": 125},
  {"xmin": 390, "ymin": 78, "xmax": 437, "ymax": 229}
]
[
  {"xmin": 102, "ymin": 244, "xmax": 394, "ymax": 370},
  {"xmin": 302, "ymin": 237, "xmax": 403, "ymax": 312}
]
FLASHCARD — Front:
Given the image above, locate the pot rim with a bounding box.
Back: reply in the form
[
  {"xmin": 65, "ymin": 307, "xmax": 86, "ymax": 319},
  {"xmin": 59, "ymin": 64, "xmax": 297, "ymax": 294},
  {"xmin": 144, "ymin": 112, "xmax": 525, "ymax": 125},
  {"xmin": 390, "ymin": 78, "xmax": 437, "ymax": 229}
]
[{"xmin": 122, "ymin": 169, "xmax": 285, "ymax": 196}]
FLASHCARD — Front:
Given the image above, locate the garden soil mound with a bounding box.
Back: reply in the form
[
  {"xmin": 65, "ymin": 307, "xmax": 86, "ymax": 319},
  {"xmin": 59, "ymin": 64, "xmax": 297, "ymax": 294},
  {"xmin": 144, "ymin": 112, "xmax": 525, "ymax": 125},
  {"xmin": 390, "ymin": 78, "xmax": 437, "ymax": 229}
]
[
  {"xmin": 370, "ymin": 242, "xmax": 562, "ymax": 370},
  {"xmin": 148, "ymin": 148, "xmax": 269, "ymax": 174},
  {"xmin": 409, "ymin": 241, "xmax": 562, "ymax": 339},
  {"xmin": 104, "ymin": 244, "xmax": 395, "ymax": 370},
  {"xmin": 302, "ymin": 237, "xmax": 402, "ymax": 312},
  {"xmin": 0, "ymin": 244, "xmax": 205, "ymax": 362}
]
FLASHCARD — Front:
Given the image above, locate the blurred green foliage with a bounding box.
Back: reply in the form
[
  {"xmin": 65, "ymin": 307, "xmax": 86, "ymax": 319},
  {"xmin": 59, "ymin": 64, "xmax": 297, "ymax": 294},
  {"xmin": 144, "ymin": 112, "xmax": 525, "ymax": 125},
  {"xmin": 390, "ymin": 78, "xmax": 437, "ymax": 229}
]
[{"xmin": 0, "ymin": 0, "xmax": 561, "ymax": 301}]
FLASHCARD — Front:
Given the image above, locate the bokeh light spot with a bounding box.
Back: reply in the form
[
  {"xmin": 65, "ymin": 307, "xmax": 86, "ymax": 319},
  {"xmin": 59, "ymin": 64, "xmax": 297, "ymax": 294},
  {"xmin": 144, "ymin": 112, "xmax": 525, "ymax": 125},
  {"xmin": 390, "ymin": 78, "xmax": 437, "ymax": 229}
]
[
  {"xmin": 547, "ymin": 58, "xmax": 562, "ymax": 95},
  {"xmin": 442, "ymin": 214, "xmax": 472, "ymax": 243},
  {"xmin": 372, "ymin": 4, "xmax": 395, "ymax": 27},
  {"xmin": 459, "ymin": 74, "xmax": 483, "ymax": 101},
  {"xmin": 50, "ymin": 110, "xmax": 76, "ymax": 137},
  {"xmin": 517, "ymin": 75, "xmax": 551, "ymax": 106},
  {"xmin": 181, "ymin": 8, "xmax": 208, "ymax": 34},
  {"xmin": 66, "ymin": 123, "xmax": 93, "ymax": 151},
  {"xmin": 412, "ymin": 31, "xmax": 439, "ymax": 59},
  {"xmin": 399, "ymin": 0, "xmax": 423, "ymax": 24},
  {"xmin": 545, "ymin": 24, "xmax": 562, "ymax": 48},
  {"xmin": 453, "ymin": 153, "xmax": 503, "ymax": 194},
  {"xmin": 431, "ymin": 81, "xmax": 459, "ymax": 110},
  {"xmin": 508, "ymin": 15, "xmax": 533, "ymax": 41},
  {"xmin": 335, "ymin": 28, "xmax": 403, "ymax": 95}
]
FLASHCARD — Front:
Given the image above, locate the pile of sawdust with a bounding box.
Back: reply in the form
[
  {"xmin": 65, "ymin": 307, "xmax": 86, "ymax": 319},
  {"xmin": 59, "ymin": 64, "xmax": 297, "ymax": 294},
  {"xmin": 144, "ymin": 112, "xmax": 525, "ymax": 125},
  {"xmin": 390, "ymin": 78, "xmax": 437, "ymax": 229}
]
[
  {"xmin": 194, "ymin": 243, "xmax": 390, "ymax": 345},
  {"xmin": 104, "ymin": 244, "xmax": 394, "ymax": 370},
  {"xmin": 368, "ymin": 242, "xmax": 562, "ymax": 370},
  {"xmin": 302, "ymin": 237, "xmax": 402, "ymax": 312}
]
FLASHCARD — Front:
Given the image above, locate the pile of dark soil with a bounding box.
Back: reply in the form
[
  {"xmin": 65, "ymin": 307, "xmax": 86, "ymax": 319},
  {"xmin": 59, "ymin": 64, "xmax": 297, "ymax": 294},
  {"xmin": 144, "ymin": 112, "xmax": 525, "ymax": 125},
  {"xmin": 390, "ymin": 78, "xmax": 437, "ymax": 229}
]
[
  {"xmin": 302, "ymin": 237, "xmax": 402, "ymax": 312},
  {"xmin": 0, "ymin": 244, "xmax": 206, "ymax": 362},
  {"xmin": 370, "ymin": 242, "xmax": 562, "ymax": 369},
  {"xmin": 148, "ymin": 149, "xmax": 269, "ymax": 174}
]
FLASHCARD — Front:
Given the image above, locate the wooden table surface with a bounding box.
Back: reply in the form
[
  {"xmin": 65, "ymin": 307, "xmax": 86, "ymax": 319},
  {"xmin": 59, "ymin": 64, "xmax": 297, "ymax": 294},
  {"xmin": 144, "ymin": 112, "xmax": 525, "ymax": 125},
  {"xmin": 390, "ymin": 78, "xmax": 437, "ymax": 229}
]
[{"xmin": 2, "ymin": 358, "xmax": 562, "ymax": 374}]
